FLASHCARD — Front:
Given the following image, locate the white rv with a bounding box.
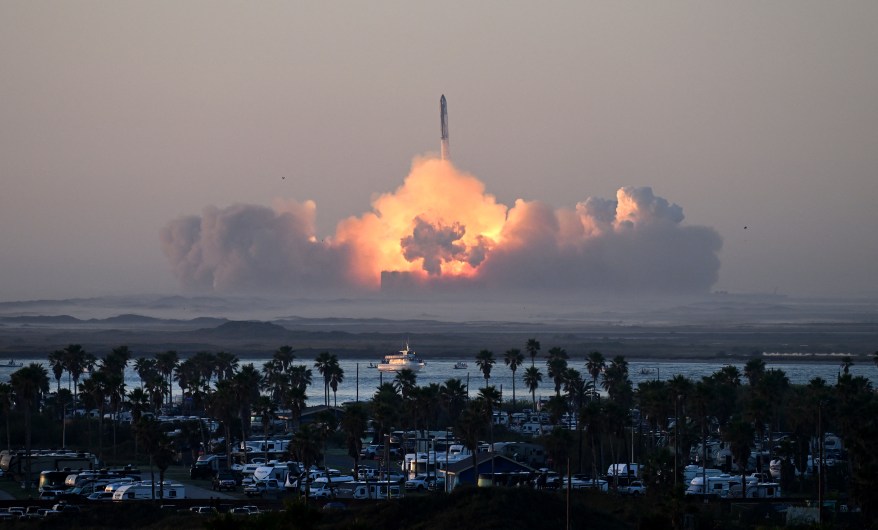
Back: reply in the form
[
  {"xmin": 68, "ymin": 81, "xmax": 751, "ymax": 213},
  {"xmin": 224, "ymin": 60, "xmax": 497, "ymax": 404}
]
[
  {"xmin": 341, "ymin": 481, "xmax": 403, "ymax": 500},
  {"xmin": 685, "ymin": 474, "xmax": 757, "ymax": 498},
  {"xmin": 112, "ymin": 482, "xmax": 186, "ymax": 500}
]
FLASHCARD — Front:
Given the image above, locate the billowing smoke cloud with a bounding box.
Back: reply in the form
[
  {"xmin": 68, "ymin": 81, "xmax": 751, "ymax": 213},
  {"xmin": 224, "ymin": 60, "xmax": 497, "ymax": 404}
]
[
  {"xmin": 160, "ymin": 200, "xmax": 352, "ymax": 292},
  {"xmin": 161, "ymin": 158, "xmax": 722, "ymax": 294}
]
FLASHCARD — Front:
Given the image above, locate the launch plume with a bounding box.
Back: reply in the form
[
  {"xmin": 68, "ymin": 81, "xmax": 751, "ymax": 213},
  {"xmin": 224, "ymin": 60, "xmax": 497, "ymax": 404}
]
[{"xmin": 161, "ymin": 158, "xmax": 722, "ymax": 295}]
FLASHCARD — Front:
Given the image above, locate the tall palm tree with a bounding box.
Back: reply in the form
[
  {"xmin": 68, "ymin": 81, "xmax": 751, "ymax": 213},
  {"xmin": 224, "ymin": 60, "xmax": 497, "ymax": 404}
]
[
  {"xmin": 585, "ymin": 351, "xmax": 606, "ymax": 396},
  {"xmin": 207, "ymin": 379, "xmax": 239, "ymax": 469},
  {"xmin": 341, "ymin": 402, "xmax": 369, "ymax": 479},
  {"xmin": 287, "ymin": 386, "xmax": 308, "ymax": 430},
  {"xmin": 523, "ymin": 366, "xmax": 543, "ymax": 415},
  {"xmin": 504, "ymin": 348, "xmax": 525, "ymax": 411},
  {"xmin": 273, "ymin": 345, "xmax": 296, "ymax": 372},
  {"xmin": 214, "ymin": 351, "xmax": 240, "ymax": 381},
  {"xmin": 526, "ymin": 338, "xmax": 541, "ymax": 367},
  {"xmin": 744, "ymin": 357, "xmax": 766, "ymax": 386},
  {"xmin": 439, "ymin": 378, "xmax": 468, "ymax": 425},
  {"xmin": 136, "ymin": 416, "xmax": 176, "ymax": 499},
  {"xmin": 478, "ymin": 385, "xmax": 502, "ymax": 477},
  {"xmin": 81, "ymin": 369, "xmax": 111, "ymax": 461},
  {"xmin": 134, "ymin": 357, "xmax": 158, "ymax": 389},
  {"xmin": 10, "ymin": 363, "xmax": 49, "ymax": 492},
  {"xmin": 456, "ymin": 400, "xmax": 486, "ymax": 485},
  {"xmin": 48, "ymin": 350, "xmax": 66, "ymax": 392},
  {"xmin": 328, "ymin": 364, "xmax": 345, "ymax": 407},
  {"xmin": 603, "ymin": 356, "xmax": 633, "ymax": 406},
  {"xmin": 314, "ymin": 352, "xmax": 336, "ymax": 407},
  {"xmin": 291, "ymin": 423, "xmax": 323, "ymax": 501},
  {"xmin": 724, "ymin": 416, "xmax": 755, "ymax": 498},
  {"xmin": 233, "ymin": 364, "xmax": 262, "ymax": 451},
  {"xmin": 261, "ymin": 359, "xmax": 286, "ymax": 403},
  {"xmin": 105, "ymin": 345, "xmax": 132, "ymax": 377},
  {"xmin": 370, "ymin": 383, "xmax": 401, "ymax": 444},
  {"xmin": 394, "ymin": 369, "xmax": 418, "ymax": 401},
  {"xmin": 475, "ymin": 349, "xmax": 495, "ymax": 389},
  {"xmin": 63, "ymin": 344, "xmax": 92, "ymax": 401},
  {"xmin": 154, "ymin": 350, "xmax": 179, "ymax": 408}
]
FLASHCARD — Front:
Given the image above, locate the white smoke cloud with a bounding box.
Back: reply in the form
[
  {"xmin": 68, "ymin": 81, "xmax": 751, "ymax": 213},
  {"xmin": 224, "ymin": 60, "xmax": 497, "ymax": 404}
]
[
  {"xmin": 160, "ymin": 200, "xmax": 352, "ymax": 293},
  {"xmin": 160, "ymin": 161, "xmax": 722, "ymax": 295}
]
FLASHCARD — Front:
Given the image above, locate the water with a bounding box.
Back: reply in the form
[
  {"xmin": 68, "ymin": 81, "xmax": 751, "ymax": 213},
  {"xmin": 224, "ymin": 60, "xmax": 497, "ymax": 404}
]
[{"xmin": 10, "ymin": 358, "xmax": 874, "ymax": 407}]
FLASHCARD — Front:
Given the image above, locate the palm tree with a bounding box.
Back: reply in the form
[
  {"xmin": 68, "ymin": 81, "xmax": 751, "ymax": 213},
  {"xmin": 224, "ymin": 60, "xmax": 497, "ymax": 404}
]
[
  {"xmin": 585, "ymin": 351, "xmax": 606, "ymax": 396},
  {"xmin": 504, "ymin": 348, "xmax": 525, "ymax": 411},
  {"xmin": 134, "ymin": 357, "xmax": 158, "ymax": 389},
  {"xmin": 154, "ymin": 350, "xmax": 179, "ymax": 408},
  {"xmin": 394, "ymin": 369, "xmax": 418, "ymax": 401},
  {"xmin": 287, "ymin": 385, "xmax": 308, "ymax": 430},
  {"xmin": 603, "ymin": 356, "xmax": 633, "ymax": 407},
  {"xmin": 48, "ymin": 350, "xmax": 66, "ymax": 392},
  {"xmin": 526, "ymin": 338, "xmax": 541, "ymax": 367},
  {"xmin": 744, "ymin": 357, "xmax": 766, "ymax": 386},
  {"xmin": 261, "ymin": 359, "xmax": 286, "ymax": 403},
  {"xmin": 341, "ymin": 402, "xmax": 369, "ymax": 480},
  {"xmin": 135, "ymin": 416, "xmax": 176, "ymax": 499},
  {"xmin": 523, "ymin": 366, "xmax": 543, "ymax": 414},
  {"xmin": 370, "ymin": 383, "xmax": 401, "ymax": 445},
  {"xmin": 291, "ymin": 423, "xmax": 323, "ymax": 501},
  {"xmin": 456, "ymin": 400, "xmax": 486, "ymax": 484},
  {"xmin": 439, "ymin": 378, "xmax": 467, "ymax": 425},
  {"xmin": 273, "ymin": 345, "xmax": 296, "ymax": 371},
  {"xmin": 314, "ymin": 352, "xmax": 337, "ymax": 407},
  {"xmin": 475, "ymin": 349, "xmax": 495, "ymax": 388},
  {"xmin": 546, "ymin": 356, "xmax": 568, "ymax": 397},
  {"xmin": 63, "ymin": 344, "xmax": 92, "ymax": 401},
  {"xmin": 233, "ymin": 363, "xmax": 262, "ymax": 452},
  {"xmin": 328, "ymin": 364, "xmax": 345, "ymax": 407},
  {"xmin": 10, "ymin": 363, "xmax": 49, "ymax": 493},
  {"xmin": 214, "ymin": 351, "xmax": 240, "ymax": 381},
  {"xmin": 724, "ymin": 416, "xmax": 755, "ymax": 498},
  {"xmin": 207, "ymin": 379, "xmax": 239, "ymax": 470}
]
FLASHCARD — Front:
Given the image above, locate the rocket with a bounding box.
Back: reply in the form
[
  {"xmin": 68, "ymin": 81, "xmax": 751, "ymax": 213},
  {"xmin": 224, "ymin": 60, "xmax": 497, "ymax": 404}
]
[{"xmin": 440, "ymin": 94, "xmax": 450, "ymax": 161}]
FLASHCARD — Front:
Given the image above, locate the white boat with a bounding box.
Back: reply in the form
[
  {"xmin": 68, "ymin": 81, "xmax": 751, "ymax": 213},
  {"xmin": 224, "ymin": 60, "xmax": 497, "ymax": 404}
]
[
  {"xmin": 453, "ymin": 361, "xmax": 467, "ymax": 369},
  {"xmin": 376, "ymin": 344, "xmax": 426, "ymax": 372},
  {"xmin": 3, "ymin": 360, "xmax": 23, "ymax": 368}
]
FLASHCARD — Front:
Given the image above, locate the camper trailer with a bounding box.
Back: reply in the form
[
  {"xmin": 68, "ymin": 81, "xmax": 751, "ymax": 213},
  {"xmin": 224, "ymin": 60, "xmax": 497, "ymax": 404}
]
[
  {"xmin": 685, "ymin": 474, "xmax": 757, "ymax": 498},
  {"xmin": 112, "ymin": 482, "xmax": 186, "ymax": 500}
]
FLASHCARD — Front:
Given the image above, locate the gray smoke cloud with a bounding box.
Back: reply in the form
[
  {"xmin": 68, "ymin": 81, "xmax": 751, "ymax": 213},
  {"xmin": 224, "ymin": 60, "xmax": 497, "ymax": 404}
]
[{"xmin": 160, "ymin": 201, "xmax": 351, "ymax": 293}]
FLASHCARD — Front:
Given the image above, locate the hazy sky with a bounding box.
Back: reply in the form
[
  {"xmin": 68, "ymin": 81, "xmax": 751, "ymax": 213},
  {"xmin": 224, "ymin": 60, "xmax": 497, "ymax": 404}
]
[{"xmin": 2, "ymin": 1, "xmax": 877, "ymax": 300}]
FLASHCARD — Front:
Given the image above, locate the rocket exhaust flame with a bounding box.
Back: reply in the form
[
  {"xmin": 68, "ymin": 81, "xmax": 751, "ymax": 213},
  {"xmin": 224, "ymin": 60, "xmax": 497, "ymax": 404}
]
[{"xmin": 160, "ymin": 97, "xmax": 722, "ymax": 295}]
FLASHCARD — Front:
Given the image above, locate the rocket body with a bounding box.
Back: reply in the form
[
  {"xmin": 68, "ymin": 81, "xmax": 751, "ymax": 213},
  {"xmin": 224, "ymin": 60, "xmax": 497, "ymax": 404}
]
[{"xmin": 440, "ymin": 95, "xmax": 450, "ymax": 160}]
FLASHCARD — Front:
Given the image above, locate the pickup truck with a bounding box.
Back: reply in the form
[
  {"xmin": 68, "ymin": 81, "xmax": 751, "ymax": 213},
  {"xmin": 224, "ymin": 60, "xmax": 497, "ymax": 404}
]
[
  {"xmin": 212, "ymin": 471, "xmax": 237, "ymax": 492},
  {"xmin": 244, "ymin": 479, "xmax": 282, "ymax": 497},
  {"xmin": 619, "ymin": 480, "xmax": 646, "ymax": 496}
]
